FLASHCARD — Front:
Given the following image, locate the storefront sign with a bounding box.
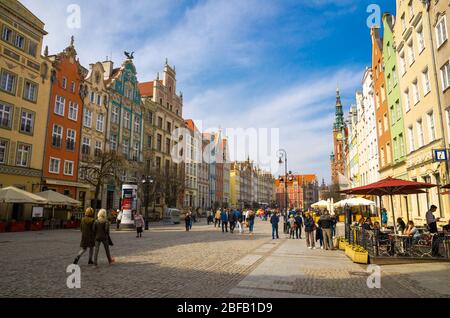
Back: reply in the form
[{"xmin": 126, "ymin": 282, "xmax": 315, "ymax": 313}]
[
  {"xmin": 32, "ymin": 207, "xmax": 43, "ymax": 218},
  {"xmin": 433, "ymin": 149, "xmax": 448, "ymax": 162}
]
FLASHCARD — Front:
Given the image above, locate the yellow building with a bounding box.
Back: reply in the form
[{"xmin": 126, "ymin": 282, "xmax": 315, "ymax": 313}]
[
  {"xmin": 0, "ymin": 0, "xmax": 51, "ymax": 220},
  {"xmin": 230, "ymin": 168, "xmax": 241, "ymax": 208},
  {"xmin": 395, "ymin": 0, "xmax": 449, "ymax": 222}
]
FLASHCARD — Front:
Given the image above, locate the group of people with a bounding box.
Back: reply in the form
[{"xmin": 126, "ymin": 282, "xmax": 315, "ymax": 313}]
[{"xmin": 206, "ymin": 208, "xmax": 256, "ymax": 234}]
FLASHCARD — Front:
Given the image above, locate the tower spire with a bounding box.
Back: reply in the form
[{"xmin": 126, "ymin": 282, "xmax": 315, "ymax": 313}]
[{"xmin": 334, "ymin": 87, "xmax": 344, "ymax": 129}]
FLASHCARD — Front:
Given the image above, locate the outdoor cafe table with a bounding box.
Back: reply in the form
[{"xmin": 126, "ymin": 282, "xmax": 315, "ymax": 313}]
[{"xmin": 388, "ymin": 234, "xmax": 411, "ymax": 255}]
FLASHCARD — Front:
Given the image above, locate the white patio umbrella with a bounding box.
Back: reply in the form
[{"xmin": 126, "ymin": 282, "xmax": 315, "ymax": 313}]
[
  {"xmin": 334, "ymin": 197, "xmax": 375, "ymax": 208},
  {"xmin": 36, "ymin": 190, "xmax": 81, "ymax": 219},
  {"xmin": 0, "ymin": 186, "xmax": 47, "ymax": 221},
  {"xmin": 311, "ymin": 200, "xmax": 330, "ymax": 209}
]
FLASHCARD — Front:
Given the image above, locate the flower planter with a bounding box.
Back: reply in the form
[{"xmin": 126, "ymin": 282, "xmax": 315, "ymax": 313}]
[
  {"xmin": 353, "ymin": 250, "xmax": 369, "ymax": 264},
  {"xmin": 339, "ymin": 241, "xmax": 348, "ymax": 251},
  {"xmin": 0, "ymin": 222, "xmax": 6, "ymax": 233},
  {"xmin": 7, "ymin": 222, "xmax": 26, "ymax": 232},
  {"xmin": 345, "ymin": 245, "xmax": 355, "ymax": 260},
  {"xmin": 31, "ymin": 221, "xmax": 43, "ymax": 231}
]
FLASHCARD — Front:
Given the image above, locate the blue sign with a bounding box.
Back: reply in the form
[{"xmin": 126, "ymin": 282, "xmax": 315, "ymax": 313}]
[{"xmin": 433, "ymin": 149, "xmax": 448, "ymax": 162}]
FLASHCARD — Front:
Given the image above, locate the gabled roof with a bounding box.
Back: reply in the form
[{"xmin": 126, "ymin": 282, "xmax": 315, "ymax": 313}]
[{"xmin": 138, "ymin": 81, "xmax": 154, "ymax": 97}]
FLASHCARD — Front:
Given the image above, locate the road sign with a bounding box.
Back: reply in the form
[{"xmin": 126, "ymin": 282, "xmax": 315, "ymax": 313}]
[{"xmin": 433, "ymin": 149, "xmax": 448, "ymax": 162}]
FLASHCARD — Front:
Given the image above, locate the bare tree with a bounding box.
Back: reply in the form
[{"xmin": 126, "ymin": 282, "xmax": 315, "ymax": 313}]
[{"xmin": 79, "ymin": 151, "xmax": 125, "ymax": 210}]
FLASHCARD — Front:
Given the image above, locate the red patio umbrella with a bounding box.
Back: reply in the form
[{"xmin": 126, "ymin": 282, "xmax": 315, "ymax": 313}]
[
  {"xmin": 441, "ymin": 191, "xmax": 450, "ymax": 195},
  {"xmin": 442, "ymin": 184, "xmax": 450, "ymax": 189},
  {"xmin": 341, "ymin": 177, "xmax": 436, "ymax": 229}
]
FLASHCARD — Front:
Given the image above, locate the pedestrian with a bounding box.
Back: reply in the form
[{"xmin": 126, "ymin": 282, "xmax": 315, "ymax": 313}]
[
  {"xmin": 185, "ymin": 212, "xmax": 191, "ymax": 231},
  {"xmin": 330, "ymin": 214, "xmax": 337, "ymax": 238},
  {"xmin": 304, "ymin": 212, "xmax": 316, "ymax": 249},
  {"xmin": 207, "ymin": 210, "xmax": 213, "ymax": 225},
  {"xmin": 288, "ymin": 215, "xmax": 296, "ymax": 239},
  {"xmin": 221, "ymin": 209, "xmax": 228, "ymax": 233},
  {"xmin": 234, "ymin": 209, "xmax": 243, "ymax": 234},
  {"xmin": 93, "ymin": 209, "xmax": 115, "ymax": 266},
  {"xmin": 248, "ymin": 210, "xmax": 255, "ymax": 234},
  {"xmin": 316, "ymin": 225, "xmax": 323, "ymax": 249},
  {"xmin": 73, "ymin": 207, "xmax": 95, "ymax": 265},
  {"xmin": 318, "ymin": 211, "xmax": 333, "ymax": 250},
  {"xmin": 188, "ymin": 210, "xmax": 193, "ymax": 230},
  {"xmin": 116, "ymin": 209, "xmax": 122, "ymax": 230},
  {"xmin": 426, "ymin": 205, "xmax": 443, "ymax": 257},
  {"xmin": 215, "ymin": 209, "xmax": 221, "ymax": 228},
  {"xmin": 134, "ymin": 211, "xmax": 145, "ymax": 238},
  {"xmin": 229, "ymin": 209, "xmax": 236, "ymax": 233},
  {"xmin": 294, "ymin": 212, "xmax": 303, "ymax": 239},
  {"xmin": 270, "ymin": 212, "xmax": 279, "ymax": 239}
]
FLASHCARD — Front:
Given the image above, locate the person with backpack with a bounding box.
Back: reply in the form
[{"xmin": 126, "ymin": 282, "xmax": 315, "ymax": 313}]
[
  {"xmin": 234, "ymin": 209, "xmax": 243, "ymax": 234},
  {"xmin": 248, "ymin": 210, "xmax": 256, "ymax": 234},
  {"xmin": 270, "ymin": 212, "xmax": 280, "ymax": 239}
]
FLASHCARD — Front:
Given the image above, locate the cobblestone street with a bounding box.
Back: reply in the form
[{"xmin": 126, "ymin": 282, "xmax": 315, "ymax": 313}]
[{"xmin": 0, "ymin": 219, "xmax": 449, "ymax": 298}]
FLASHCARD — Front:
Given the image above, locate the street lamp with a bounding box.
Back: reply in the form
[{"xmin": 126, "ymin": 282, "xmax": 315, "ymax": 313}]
[{"xmin": 141, "ymin": 175, "xmax": 154, "ymax": 230}]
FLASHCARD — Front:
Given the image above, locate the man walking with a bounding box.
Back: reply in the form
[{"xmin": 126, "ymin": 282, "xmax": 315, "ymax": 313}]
[
  {"xmin": 229, "ymin": 209, "xmax": 236, "ymax": 233},
  {"xmin": 221, "ymin": 209, "xmax": 229, "ymax": 233},
  {"xmin": 234, "ymin": 209, "xmax": 243, "ymax": 234},
  {"xmin": 294, "ymin": 212, "xmax": 303, "ymax": 239},
  {"xmin": 318, "ymin": 210, "xmax": 333, "ymax": 250},
  {"xmin": 270, "ymin": 212, "xmax": 280, "ymax": 239}
]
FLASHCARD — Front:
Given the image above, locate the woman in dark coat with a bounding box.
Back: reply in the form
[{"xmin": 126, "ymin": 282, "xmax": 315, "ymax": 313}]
[
  {"xmin": 93, "ymin": 209, "xmax": 115, "ymax": 266},
  {"xmin": 73, "ymin": 207, "xmax": 95, "ymax": 265}
]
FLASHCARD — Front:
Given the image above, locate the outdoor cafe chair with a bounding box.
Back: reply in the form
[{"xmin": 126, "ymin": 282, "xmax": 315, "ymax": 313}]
[{"xmin": 411, "ymin": 234, "xmax": 433, "ymax": 258}]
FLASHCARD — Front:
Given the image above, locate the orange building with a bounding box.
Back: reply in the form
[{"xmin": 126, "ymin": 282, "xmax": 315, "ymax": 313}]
[
  {"xmin": 41, "ymin": 38, "xmax": 88, "ymax": 199},
  {"xmin": 371, "ymin": 27, "xmax": 392, "ymax": 179},
  {"xmin": 275, "ymin": 174, "xmax": 318, "ymax": 210}
]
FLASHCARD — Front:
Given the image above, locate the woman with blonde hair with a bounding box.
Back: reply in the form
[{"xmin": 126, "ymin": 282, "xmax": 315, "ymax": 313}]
[
  {"xmin": 73, "ymin": 207, "xmax": 95, "ymax": 265},
  {"xmin": 93, "ymin": 209, "xmax": 115, "ymax": 266}
]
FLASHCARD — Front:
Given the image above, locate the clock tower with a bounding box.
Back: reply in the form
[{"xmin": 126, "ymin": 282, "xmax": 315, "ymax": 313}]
[{"xmin": 331, "ymin": 87, "xmax": 347, "ymax": 185}]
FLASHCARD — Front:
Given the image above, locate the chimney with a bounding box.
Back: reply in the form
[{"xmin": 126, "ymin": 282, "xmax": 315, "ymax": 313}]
[{"xmin": 102, "ymin": 60, "xmax": 114, "ymax": 79}]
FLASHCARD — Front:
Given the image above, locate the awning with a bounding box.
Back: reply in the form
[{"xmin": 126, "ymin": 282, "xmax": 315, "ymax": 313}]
[
  {"xmin": 44, "ymin": 179, "xmax": 91, "ymax": 189},
  {"xmin": 0, "ymin": 186, "xmax": 47, "ymax": 204},
  {"xmin": 36, "ymin": 190, "xmax": 81, "ymax": 206}
]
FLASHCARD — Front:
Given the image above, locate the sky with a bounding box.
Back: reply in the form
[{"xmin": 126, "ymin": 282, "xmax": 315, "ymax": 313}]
[{"xmin": 21, "ymin": 0, "xmax": 395, "ymax": 183}]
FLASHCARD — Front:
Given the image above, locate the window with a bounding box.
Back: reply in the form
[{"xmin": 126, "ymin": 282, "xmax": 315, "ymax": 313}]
[
  {"xmin": 83, "ymin": 109, "xmax": 92, "ymax": 128},
  {"xmin": 110, "ymin": 134, "xmax": 117, "ymax": 151},
  {"xmin": 62, "ymin": 77, "xmax": 67, "ymax": 90},
  {"xmin": 166, "ymin": 138, "xmax": 171, "ymax": 154},
  {"xmin": 0, "ymin": 139, "xmax": 8, "ymax": 164},
  {"xmin": 427, "ymin": 112, "xmax": 435, "ymax": 142},
  {"xmin": 64, "ymin": 161, "xmax": 74, "ymax": 176},
  {"xmin": 408, "ymin": 126, "xmax": 415, "ymax": 153},
  {"xmin": 52, "ymin": 124, "xmax": 63, "ymax": 148},
  {"xmin": 157, "ymin": 116, "xmax": 163, "ymax": 128},
  {"xmin": 90, "ymin": 91, "xmax": 95, "ymax": 104},
  {"xmin": 1, "ymin": 26, "xmax": 12, "ymax": 42},
  {"xmin": 147, "ymin": 135, "xmax": 153, "ymax": 148},
  {"xmin": 386, "ymin": 143, "xmax": 391, "ymax": 164},
  {"xmin": 441, "ymin": 61, "xmax": 450, "ymax": 91},
  {"xmin": 16, "ymin": 143, "xmax": 31, "ymax": 167},
  {"xmin": 383, "ymin": 113, "xmax": 388, "ymax": 132},
  {"xmin": 399, "ymin": 133, "xmax": 405, "ymax": 157},
  {"xmin": 49, "ymin": 157, "xmax": 60, "ymax": 174},
  {"xmin": 380, "ymin": 147, "xmax": 385, "ymax": 166},
  {"xmin": 404, "ymin": 89, "xmax": 411, "ymax": 112},
  {"xmin": 167, "ymin": 122, "xmax": 172, "ymax": 132},
  {"xmin": 416, "ymin": 25, "xmax": 425, "ymax": 53},
  {"xmin": 393, "ymin": 66, "xmax": 398, "ymax": 85},
  {"xmin": 15, "ymin": 34, "xmax": 24, "ymax": 49},
  {"xmin": 123, "ymin": 111, "xmax": 131, "ymax": 129},
  {"xmin": 122, "ymin": 138, "xmax": 129, "ymax": 156},
  {"xmin": 23, "ymin": 81, "xmax": 38, "ymax": 102},
  {"xmin": 446, "ymin": 109, "xmax": 450, "ymax": 143},
  {"xmin": 407, "ymin": 38, "xmax": 415, "ymax": 66},
  {"xmin": 378, "ymin": 120, "xmax": 382, "ymax": 137},
  {"xmin": 68, "ymin": 102, "xmax": 78, "ymax": 121},
  {"xmin": 70, "ymin": 82, "xmax": 76, "ymax": 93},
  {"xmin": 381, "ymin": 85, "xmax": 386, "ymax": 102},
  {"xmin": 0, "ymin": 102, "xmax": 12, "ymax": 129},
  {"xmin": 111, "ymin": 106, "xmax": 119, "ymax": 124},
  {"xmin": 422, "ymin": 68, "xmax": 431, "ymax": 95},
  {"xmin": 412, "ymin": 80, "xmax": 420, "ymax": 105},
  {"xmin": 401, "ymin": 14, "xmax": 406, "ymax": 32},
  {"xmin": 134, "ymin": 116, "xmax": 140, "ymax": 133},
  {"xmin": 157, "ymin": 134, "xmax": 162, "ymax": 151},
  {"xmin": 132, "ymin": 141, "xmax": 139, "ymax": 161},
  {"xmin": 408, "ymin": 1, "xmax": 414, "ymax": 20},
  {"xmin": 97, "ymin": 94, "xmax": 102, "ymax": 106},
  {"xmin": 82, "ymin": 137, "xmax": 90, "ymax": 155},
  {"xmin": 148, "ymin": 112, "xmax": 153, "ymax": 125},
  {"xmin": 390, "ymin": 105, "xmax": 396, "ymax": 123},
  {"xmin": 28, "ymin": 41, "xmax": 37, "ymax": 57},
  {"xmin": 96, "ymin": 113, "xmax": 104, "ymax": 132},
  {"xmin": 395, "ymin": 100, "xmax": 401, "ymax": 122},
  {"xmin": 436, "ymin": 16, "xmax": 448, "ymax": 48},
  {"xmin": 417, "ymin": 120, "xmax": 424, "ymax": 148},
  {"xmin": 66, "ymin": 129, "xmax": 76, "ymax": 151},
  {"xmin": 0, "ymin": 69, "xmax": 17, "ymax": 94},
  {"xmin": 20, "ymin": 109, "xmax": 34, "ymax": 134},
  {"xmin": 95, "ymin": 141, "xmax": 102, "ymax": 156},
  {"xmin": 156, "ymin": 157, "xmax": 161, "ymax": 170},
  {"xmin": 54, "ymin": 95, "xmax": 65, "ymax": 116},
  {"xmin": 124, "ymin": 83, "xmax": 134, "ymax": 100},
  {"xmin": 399, "ymin": 51, "xmax": 406, "ymax": 76}
]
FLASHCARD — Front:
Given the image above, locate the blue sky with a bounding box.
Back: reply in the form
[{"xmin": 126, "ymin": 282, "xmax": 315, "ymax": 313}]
[{"xmin": 22, "ymin": 0, "xmax": 395, "ymax": 182}]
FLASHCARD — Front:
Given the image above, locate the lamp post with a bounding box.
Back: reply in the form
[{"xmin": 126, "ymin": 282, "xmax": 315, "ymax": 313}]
[
  {"xmin": 141, "ymin": 175, "xmax": 154, "ymax": 230},
  {"xmin": 277, "ymin": 149, "xmax": 288, "ymax": 213}
]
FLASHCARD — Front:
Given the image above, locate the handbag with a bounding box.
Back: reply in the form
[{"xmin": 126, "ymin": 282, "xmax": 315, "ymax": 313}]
[{"xmin": 108, "ymin": 234, "xmax": 114, "ymax": 246}]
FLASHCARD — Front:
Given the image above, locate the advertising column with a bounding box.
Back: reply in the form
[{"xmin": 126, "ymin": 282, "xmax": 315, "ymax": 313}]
[{"xmin": 120, "ymin": 184, "xmax": 137, "ymax": 229}]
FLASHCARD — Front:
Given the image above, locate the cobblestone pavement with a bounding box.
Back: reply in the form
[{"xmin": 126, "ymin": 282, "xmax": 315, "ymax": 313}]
[{"xmin": 0, "ymin": 219, "xmax": 449, "ymax": 298}]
